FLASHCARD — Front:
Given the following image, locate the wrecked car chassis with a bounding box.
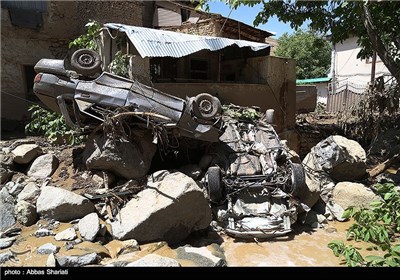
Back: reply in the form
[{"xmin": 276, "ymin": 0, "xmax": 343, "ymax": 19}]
[
  {"xmin": 203, "ymin": 115, "xmax": 305, "ymax": 239},
  {"xmin": 33, "ymin": 49, "xmax": 223, "ymax": 144}
]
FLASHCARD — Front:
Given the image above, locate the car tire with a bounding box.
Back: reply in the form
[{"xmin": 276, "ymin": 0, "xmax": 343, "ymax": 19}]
[
  {"xmin": 265, "ymin": 109, "xmax": 275, "ymax": 124},
  {"xmin": 192, "ymin": 93, "xmax": 221, "ymax": 121},
  {"xmin": 71, "ymin": 49, "xmax": 102, "ymax": 76},
  {"xmin": 290, "ymin": 162, "xmax": 307, "ymax": 198},
  {"xmin": 207, "ymin": 166, "xmax": 223, "ymax": 203}
]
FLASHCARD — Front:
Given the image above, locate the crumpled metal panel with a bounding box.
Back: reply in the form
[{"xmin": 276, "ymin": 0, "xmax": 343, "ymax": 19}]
[{"xmin": 104, "ymin": 23, "xmax": 270, "ymax": 58}]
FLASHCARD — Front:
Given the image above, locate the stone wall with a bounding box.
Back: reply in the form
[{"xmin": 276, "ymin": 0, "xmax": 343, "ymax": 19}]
[{"xmin": 1, "ymin": 0, "xmax": 144, "ymax": 122}]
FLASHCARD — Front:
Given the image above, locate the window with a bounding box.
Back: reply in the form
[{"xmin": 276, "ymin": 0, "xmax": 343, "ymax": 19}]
[
  {"xmin": 2, "ymin": 1, "xmax": 47, "ymax": 29},
  {"xmin": 181, "ymin": 9, "xmax": 190, "ymax": 23},
  {"xmin": 190, "ymin": 59, "xmax": 208, "ymax": 80}
]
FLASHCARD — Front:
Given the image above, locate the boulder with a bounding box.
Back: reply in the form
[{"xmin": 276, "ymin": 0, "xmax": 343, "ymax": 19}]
[
  {"xmin": 15, "ymin": 200, "xmax": 38, "ymax": 226},
  {"xmin": 56, "ymin": 252, "xmax": 98, "ymax": 267},
  {"xmin": 0, "ymin": 251, "xmax": 14, "ymax": 264},
  {"xmin": 110, "ymin": 172, "xmax": 212, "ymax": 243},
  {"xmin": 17, "ymin": 182, "xmax": 40, "ymax": 201},
  {"xmin": 126, "ymin": 254, "xmax": 180, "ymax": 267},
  {"xmin": 176, "ymin": 246, "xmax": 226, "ymax": 267},
  {"xmin": 0, "ymin": 165, "xmax": 13, "ymax": 184},
  {"xmin": 6, "ymin": 182, "xmax": 24, "ymax": 197},
  {"xmin": 54, "ymin": 227, "xmax": 77, "ymax": 241},
  {"xmin": 332, "ymin": 182, "xmax": 381, "ymax": 210},
  {"xmin": 27, "ymin": 154, "xmax": 59, "ymax": 178},
  {"xmin": 83, "ymin": 131, "xmax": 156, "ymax": 179},
  {"xmin": 78, "ymin": 213, "xmax": 100, "ymax": 242},
  {"xmin": 11, "ymin": 144, "xmax": 42, "ymax": 164},
  {"xmin": 304, "ymin": 135, "xmax": 367, "ymax": 181},
  {"xmin": 0, "ymin": 237, "xmax": 17, "ymax": 249},
  {"xmin": 0, "ymin": 188, "xmax": 16, "ymax": 231},
  {"xmin": 37, "ymin": 243, "xmax": 60, "ymax": 255},
  {"xmin": 36, "ymin": 186, "xmax": 94, "ymax": 222},
  {"xmin": 46, "ymin": 253, "xmax": 56, "ymax": 267}
]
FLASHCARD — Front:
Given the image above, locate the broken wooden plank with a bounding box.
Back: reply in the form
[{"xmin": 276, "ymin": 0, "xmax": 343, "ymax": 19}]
[{"xmin": 368, "ymin": 153, "xmax": 400, "ymax": 177}]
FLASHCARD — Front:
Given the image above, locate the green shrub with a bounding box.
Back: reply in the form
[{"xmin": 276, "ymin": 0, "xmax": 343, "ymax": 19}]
[{"xmin": 25, "ymin": 105, "xmax": 85, "ymax": 145}]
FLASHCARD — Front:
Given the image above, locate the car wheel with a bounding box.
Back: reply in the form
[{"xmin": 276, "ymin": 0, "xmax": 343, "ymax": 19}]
[
  {"xmin": 207, "ymin": 166, "xmax": 223, "ymax": 203},
  {"xmin": 71, "ymin": 49, "xmax": 102, "ymax": 76},
  {"xmin": 192, "ymin": 93, "xmax": 221, "ymax": 121},
  {"xmin": 265, "ymin": 109, "xmax": 275, "ymax": 124},
  {"xmin": 290, "ymin": 162, "xmax": 307, "ymax": 198}
]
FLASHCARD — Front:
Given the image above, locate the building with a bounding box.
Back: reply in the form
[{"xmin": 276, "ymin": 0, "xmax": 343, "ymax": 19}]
[
  {"xmin": 328, "ymin": 36, "xmax": 391, "ymax": 112},
  {"xmin": 1, "ymin": 0, "xmax": 144, "ymax": 126},
  {"xmin": 296, "ymin": 77, "xmax": 331, "ymax": 105}
]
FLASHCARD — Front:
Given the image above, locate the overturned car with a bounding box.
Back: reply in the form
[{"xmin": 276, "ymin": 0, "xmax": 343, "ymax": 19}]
[
  {"xmin": 202, "ymin": 106, "xmax": 307, "ymax": 239},
  {"xmin": 33, "ymin": 49, "xmax": 223, "ymax": 143}
]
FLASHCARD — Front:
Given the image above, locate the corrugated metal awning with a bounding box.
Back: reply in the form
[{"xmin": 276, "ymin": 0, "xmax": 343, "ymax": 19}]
[{"xmin": 104, "ymin": 23, "xmax": 271, "ymax": 58}]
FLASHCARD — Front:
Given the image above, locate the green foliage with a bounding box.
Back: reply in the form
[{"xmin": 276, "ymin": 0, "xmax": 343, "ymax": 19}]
[
  {"xmin": 328, "ymin": 182, "xmax": 400, "ymax": 267},
  {"xmin": 69, "ymin": 20, "xmax": 101, "ymax": 50},
  {"xmin": 109, "ymin": 51, "xmax": 130, "ymax": 78},
  {"xmin": 275, "ymin": 29, "xmax": 331, "ymax": 79},
  {"xmin": 25, "ymin": 105, "xmax": 85, "ymax": 145},
  {"xmin": 222, "ymin": 104, "xmax": 260, "ymax": 121}
]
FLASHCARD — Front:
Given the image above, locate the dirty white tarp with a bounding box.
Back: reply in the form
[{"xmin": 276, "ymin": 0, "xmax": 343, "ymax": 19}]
[{"xmin": 104, "ymin": 23, "xmax": 270, "ymax": 58}]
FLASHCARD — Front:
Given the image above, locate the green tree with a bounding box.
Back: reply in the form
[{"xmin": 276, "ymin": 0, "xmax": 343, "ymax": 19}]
[
  {"xmin": 275, "ymin": 29, "xmax": 331, "ymax": 79},
  {"xmin": 197, "ymin": 0, "xmax": 400, "ymax": 84}
]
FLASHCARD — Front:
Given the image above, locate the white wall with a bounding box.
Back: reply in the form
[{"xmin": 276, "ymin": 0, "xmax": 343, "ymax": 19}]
[
  {"xmin": 333, "ymin": 37, "xmax": 390, "ymax": 86},
  {"xmin": 315, "ymin": 82, "xmax": 328, "ymax": 104}
]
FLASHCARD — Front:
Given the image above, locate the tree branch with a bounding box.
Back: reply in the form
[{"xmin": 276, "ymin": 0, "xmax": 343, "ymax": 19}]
[{"xmin": 362, "ymin": 3, "xmax": 400, "ymax": 84}]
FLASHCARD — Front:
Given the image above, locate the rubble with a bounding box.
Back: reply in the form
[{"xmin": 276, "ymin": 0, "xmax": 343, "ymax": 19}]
[
  {"xmin": 126, "ymin": 254, "xmax": 181, "ymax": 267},
  {"xmin": 332, "ymin": 182, "xmax": 382, "ymax": 210},
  {"xmin": 110, "ymin": 171, "xmax": 212, "ymax": 243},
  {"xmin": 54, "ymin": 228, "xmax": 77, "ymax": 241},
  {"xmin": 176, "ymin": 246, "xmax": 226, "ymax": 267},
  {"xmin": 78, "ymin": 213, "xmax": 100, "ymax": 242},
  {"xmin": 303, "ymin": 135, "xmax": 367, "ymax": 182},
  {"xmin": 27, "ymin": 154, "xmax": 59, "ymax": 178},
  {"xmin": 0, "ymin": 188, "xmax": 16, "ymax": 231},
  {"xmin": 55, "ymin": 252, "xmax": 98, "ymax": 267},
  {"xmin": 15, "ymin": 200, "xmax": 38, "ymax": 226},
  {"xmin": 83, "ymin": 131, "xmax": 156, "ymax": 179},
  {"xmin": 36, "ymin": 186, "xmax": 95, "ymax": 222},
  {"xmin": 17, "ymin": 182, "xmax": 40, "ymax": 201},
  {"xmin": 37, "ymin": 243, "xmax": 60, "ymax": 255},
  {"xmin": 11, "ymin": 144, "xmax": 43, "ymax": 164}
]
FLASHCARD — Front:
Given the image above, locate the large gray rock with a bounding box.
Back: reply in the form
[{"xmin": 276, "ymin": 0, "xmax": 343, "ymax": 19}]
[
  {"xmin": 37, "ymin": 243, "xmax": 60, "ymax": 255},
  {"xmin": 78, "ymin": 213, "xmax": 100, "ymax": 242},
  {"xmin": 332, "ymin": 182, "xmax": 381, "ymax": 210},
  {"xmin": 83, "ymin": 131, "xmax": 156, "ymax": 179},
  {"xmin": 0, "ymin": 188, "xmax": 16, "ymax": 231},
  {"xmin": 56, "ymin": 252, "xmax": 98, "ymax": 267},
  {"xmin": 0, "ymin": 237, "xmax": 17, "ymax": 249},
  {"xmin": 54, "ymin": 227, "xmax": 77, "ymax": 241},
  {"xmin": 303, "ymin": 135, "xmax": 367, "ymax": 182},
  {"xmin": 11, "ymin": 144, "xmax": 42, "ymax": 164},
  {"xmin": 0, "ymin": 251, "xmax": 14, "ymax": 264},
  {"xmin": 36, "ymin": 186, "xmax": 95, "ymax": 222},
  {"xmin": 17, "ymin": 182, "xmax": 40, "ymax": 201},
  {"xmin": 176, "ymin": 246, "xmax": 226, "ymax": 267},
  {"xmin": 0, "ymin": 165, "xmax": 13, "ymax": 184},
  {"xmin": 110, "ymin": 172, "xmax": 212, "ymax": 243},
  {"xmin": 15, "ymin": 200, "xmax": 38, "ymax": 226},
  {"xmin": 6, "ymin": 182, "xmax": 24, "ymax": 197},
  {"xmin": 27, "ymin": 154, "xmax": 59, "ymax": 178},
  {"xmin": 126, "ymin": 254, "xmax": 180, "ymax": 267}
]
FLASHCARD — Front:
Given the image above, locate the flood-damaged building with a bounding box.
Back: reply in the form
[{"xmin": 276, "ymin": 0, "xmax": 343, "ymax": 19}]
[{"xmin": 1, "ymin": 0, "xmax": 297, "ymax": 150}]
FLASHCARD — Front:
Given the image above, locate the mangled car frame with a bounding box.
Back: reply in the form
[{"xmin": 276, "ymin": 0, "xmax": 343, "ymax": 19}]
[{"xmin": 33, "ymin": 48, "xmax": 307, "ymax": 239}]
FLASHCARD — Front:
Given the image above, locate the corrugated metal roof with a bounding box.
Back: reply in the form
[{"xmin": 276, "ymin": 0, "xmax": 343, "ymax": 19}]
[
  {"xmin": 296, "ymin": 77, "xmax": 331, "ymax": 84},
  {"xmin": 104, "ymin": 23, "xmax": 271, "ymax": 58}
]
